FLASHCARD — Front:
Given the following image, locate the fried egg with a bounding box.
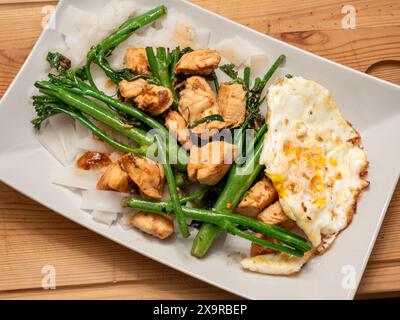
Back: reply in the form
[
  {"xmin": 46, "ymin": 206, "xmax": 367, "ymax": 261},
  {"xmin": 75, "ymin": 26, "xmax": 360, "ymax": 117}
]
[
  {"xmin": 241, "ymin": 252, "xmax": 313, "ymax": 275},
  {"xmin": 260, "ymin": 76, "xmax": 369, "ymax": 251}
]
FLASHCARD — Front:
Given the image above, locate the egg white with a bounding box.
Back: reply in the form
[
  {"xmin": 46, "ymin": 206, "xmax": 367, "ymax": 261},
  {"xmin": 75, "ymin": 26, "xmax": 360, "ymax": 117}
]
[{"xmin": 260, "ymin": 76, "xmax": 369, "ymax": 250}]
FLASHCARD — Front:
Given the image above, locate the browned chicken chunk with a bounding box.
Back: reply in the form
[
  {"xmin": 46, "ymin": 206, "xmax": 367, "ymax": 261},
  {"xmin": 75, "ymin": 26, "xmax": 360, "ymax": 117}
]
[
  {"xmin": 250, "ymin": 202, "xmax": 296, "ymax": 257},
  {"xmin": 125, "ymin": 48, "xmax": 149, "ymax": 74},
  {"xmin": 250, "ymin": 233, "xmax": 280, "ymax": 257},
  {"xmin": 119, "ymin": 79, "xmax": 173, "ymax": 116},
  {"xmin": 121, "ymin": 154, "xmax": 165, "ymax": 199},
  {"xmin": 188, "ymin": 141, "xmax": 237, "ymax": 186},
  {"xmin": 96, "ymin": 161, "xmax": 131, "ymax": 193},
  {"xmin": 76, "ymin": 152, "xmax": 111, "ymax": 170},
  {"xmin": 178, "ymin": 76, "xmax": 225, "ymax": 136},
  {"xmin": 119, "ymin": 78, "xmax": 147, "ymax": 99},
  {"xmin": 130, "ymin": 211, "xmax": 174, "ymax": 240},
  {"xmin": 165, "ymin": 111, "xmax": 192, "ymax": 150},
  {"xmin": 257, "ymin": 201, "xmax": 296, "ymax": 230},
  {"xmin": 175, "ymin": 49, "xmax": 221, "ymax": 75},
  {"xmin": 236, "ymin": 178, "xmax": 278, "ymax": 218},
  {"xmin": 218, "ymin": 83, "xmax": 246, "ymax": 128}
]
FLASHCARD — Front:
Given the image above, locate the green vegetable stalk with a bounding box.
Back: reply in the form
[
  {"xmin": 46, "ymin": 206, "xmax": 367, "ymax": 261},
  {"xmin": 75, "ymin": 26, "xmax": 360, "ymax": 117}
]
[
  {"xmin": 42, "ymin": 74, "xmax": 190, "ymax": 171},
  {"xmin": 35, "ymin": 81, "xmax": 153, "ymax": 147},
  {"xmin": 31, "ymin": 96, "xmax": 147, "ymax": 156},
  {"xmin": 86, "ymin": 5, "xmax": 168, "ymax": 87},
  {"xmin": 146, "ymin": 47, "xmax": 180, "ymax": 104},
  {"xmin": 191, "ymin": 55, "xmax": 286, "ymax": 258},
  {"xmin": 122, "ymin": 197, "xmax": 311, "ymax": 257},
  {"xmin": 154, "ymin": 135, "xmax": 189, "ymax": 238}
]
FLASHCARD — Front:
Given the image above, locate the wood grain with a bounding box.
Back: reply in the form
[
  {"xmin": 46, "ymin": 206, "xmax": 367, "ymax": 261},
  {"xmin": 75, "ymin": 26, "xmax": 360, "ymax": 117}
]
[{"xmin": 0, "ymin": 0, "xmax": 399, "ymax": 299}]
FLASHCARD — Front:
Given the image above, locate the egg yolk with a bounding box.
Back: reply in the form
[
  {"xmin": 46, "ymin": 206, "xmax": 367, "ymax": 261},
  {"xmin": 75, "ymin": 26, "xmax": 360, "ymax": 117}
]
[{"xmin": 269, "ymin": 140, "xmax": 327, "ymax": 208}]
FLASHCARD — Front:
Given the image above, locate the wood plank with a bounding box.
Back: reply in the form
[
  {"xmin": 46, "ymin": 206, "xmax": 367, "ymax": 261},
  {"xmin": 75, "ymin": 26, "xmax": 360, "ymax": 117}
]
[
  {"xmin": 272, "ymin": 27, "xmax": 400, "ymax": 76},
  {"xmin": 359, "ymin": 261, "xmax": 400, "ymax": 294},
  {"xmin": 0, "ymin": 279, "xmax": 239, "ymax": 300},
  {"xmin": 192, "ymin": 0, "xmax": 400, "ymax": 32},
  {"xmin": 1, "ymin": 2, "xmax": 400, "ymax": 96},
  {"xmin": 369, "ymin": 183, "xmax": 400, "ymax": 263},
  {"xmin": 1, "ymin": 180, "xmax": 399, "ymax": 295}
]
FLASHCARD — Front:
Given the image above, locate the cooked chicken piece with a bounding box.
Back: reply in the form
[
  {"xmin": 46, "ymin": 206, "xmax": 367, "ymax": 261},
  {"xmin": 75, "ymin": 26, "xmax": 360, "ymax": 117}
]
[
  {"xmin": 96, "ymin": 161, "xmax": 131, "ymax": 193},
  {"xmin": 249, "ymin": 201, "xmax": 296, "ymax": 257},
  {"xmin": 178, "ymin": 76, "xmax": 216, "ymax": 124},
  {"xmin": 119, "ymin": 79, "xmax": 147, "ymax": 99},
  {"xmin": 218, "ymin": 83, "xmax": 246, "ymax": 128},
  {"xmin": 188, "ymin": 141, "xmax": 237, "ymax": 186},
  {"xmin": 241, "ymin": 251, "xmax": 313, "ymax": 275},
  {"xmin": 134, "ymin": 85, "xmax": 173, "ymax": 116},
  {"xmin": 130, "ymin": 211, "xmax": 174, "ymax": 240},
  {"xmin": 191, "ymin": 109, "xmax": 226, "ymax": 138},
  {"xmin": 236, "ymin": 178, "xmax": 278, "ymax": 218},
  {"xmin": 175, "ymin": 49, "xmax": 221, "ymax": 75},
  {"xmin": 76, "ymin": 152, "xmax": 111, "ymax": 170},
  {"xmin": 257, "ymin": 201, "xmax": 296, "ymax": 230},
  {"xmin": 178, "ymin": 76, "xmax": 225, "ymax": 137},
  {"xmin": 165, "ymin": 111, "xmax": 192, "ymax": 150},
  {"xmin": 121, "ymin": 154, "xmax": 165, "ymax": 199},
  {"xmin": 125, "ymin": 48, "xmax": 149, "ymax": 74},
  {"xmin": 119, "ymin": 79, "xmax": 173, "ymax": 116},
  {"xmin": 250, "ymin": 233, "xmax": 280, "ymax": 257}
]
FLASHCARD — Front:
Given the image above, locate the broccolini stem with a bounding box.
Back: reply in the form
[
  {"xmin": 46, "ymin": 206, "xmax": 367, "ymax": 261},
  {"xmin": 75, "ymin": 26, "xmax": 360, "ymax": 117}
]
[
  {"xmin": 191, "ymin": 55, "xmax": 285, "ymax": 258},
  {"xmin": 45, "ymin": 76, "xmax": 189, "ymax": 171},
  {"xmin": 123, "ymin": 197, "xmax": 310, "ymax": 256},
  {"xmin": 32, "ymin": 98, "xmax": 147, "ymax": 156},
  {"xmin": 191, "ymin": 139, "xmax": 265, "ymax": 258},
  {"xmin": 86, "ymin": 6, "xmax": 168, "ymax": 85},
  {"xmin": 155, "ymin": 135, "xmax": 189, "ymax": 238},
  {"xmin": 36, "ymin": 82, "xmax": 152, "ymax": 147}
]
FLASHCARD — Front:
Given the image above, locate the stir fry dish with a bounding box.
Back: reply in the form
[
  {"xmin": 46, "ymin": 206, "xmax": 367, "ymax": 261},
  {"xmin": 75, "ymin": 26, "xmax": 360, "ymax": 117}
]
[{"xmin": 31, "ymin": 5, "xmax": 368, "ymax": 275}]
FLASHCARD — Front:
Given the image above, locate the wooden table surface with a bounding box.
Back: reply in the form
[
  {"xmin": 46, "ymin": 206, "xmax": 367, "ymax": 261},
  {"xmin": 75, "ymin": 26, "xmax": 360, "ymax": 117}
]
[{"xmin": 0, "ymin": 0, "xmax": 399, "ymax": 300}]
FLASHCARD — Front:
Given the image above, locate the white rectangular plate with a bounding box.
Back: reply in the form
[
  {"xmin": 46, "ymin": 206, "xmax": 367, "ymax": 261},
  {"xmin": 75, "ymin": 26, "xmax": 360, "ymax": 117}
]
[{"xmin": 0, "ymin": 0, "xmax": 399, "ymax": 300}]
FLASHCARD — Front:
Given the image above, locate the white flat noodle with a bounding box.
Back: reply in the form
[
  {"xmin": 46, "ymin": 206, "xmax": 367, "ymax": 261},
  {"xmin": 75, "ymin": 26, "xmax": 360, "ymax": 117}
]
[
  {"xmin": 51, "ymin": 165, "xmax": 101, "ymax": 190},
  {"xmin": 90, "ymin": 65, "xmax": 117, "ymax": 96},
  {"xmin": 214, "ymin": 57, "xmax": 234, "ymax": 85},
  {"xmin": 58, "ymin": 5, "xmax": 102, "ymax": 66},
  {"xmin": 111, "ymin": 131, "xmax": 138, "ymax": 148},
  {"xmin": 48, "ymin": 114, "xmax": 80, "ymax": 162},
  {"xmin": 91, "ymin": 210, "xmax": 119, "ymax": 226},
  {"xmin": 36, "ymin": 123, "xmax": 67, "ymax": 166},
  {"xmin": 193, "ymin": 28, "xmax": 211, "ymax": 49},
  {"xmin": 75, "ymin": 119, "xmax": 90, "ymax": 140},
  {"xmin": 81, "ymin": 190, "xmax": 130, "ymax": 213},
  {"xmin": 215, "ymin": 36, "xmax": 264, "ymax": 66},
  {"xmin": 118, "ymin": 210, "xmax": 137, "ymax": 230},
  {"xmin": 109, "ymin": 151, "xmax": 124, "ymax": 163},
  {"xmin": 75, "ymin": 136, "xmax": 111, "ymax": 153},
  {"xmin": 250, "ymin": 54, "xmax": 269, "ymax": 82},
  {"xmin": 97, "ymin": 0, "xmax": 137, "ymax": 32},
  {"xmin": 214, "ymin": 69, "xmax": 231, "ymax": 85},
  {"xmin": 108, "ymin": 42, "xmax": 130, "ymax": 70}
]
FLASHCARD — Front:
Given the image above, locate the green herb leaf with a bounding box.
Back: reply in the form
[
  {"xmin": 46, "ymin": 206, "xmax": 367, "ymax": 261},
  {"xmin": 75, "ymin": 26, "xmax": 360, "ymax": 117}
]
[
  {"xmin": 47, "ymin": 52, "xmax": 71, "ymax": 73},
  {"xmin": 220, "ymin": 64, "xmax": 239, "ymax": 80},
  {"xmin": 190, "ymin": 114, "xmax": 225, "ymax": 128}
]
